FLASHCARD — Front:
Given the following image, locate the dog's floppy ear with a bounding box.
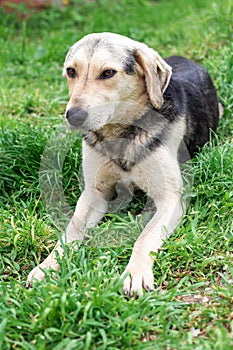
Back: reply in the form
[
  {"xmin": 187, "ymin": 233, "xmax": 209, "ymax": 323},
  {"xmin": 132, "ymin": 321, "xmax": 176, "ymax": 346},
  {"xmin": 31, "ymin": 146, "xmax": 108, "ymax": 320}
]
[{"xmin": 134, "ymin": 47, "xmax": 172, "ymax": 109}]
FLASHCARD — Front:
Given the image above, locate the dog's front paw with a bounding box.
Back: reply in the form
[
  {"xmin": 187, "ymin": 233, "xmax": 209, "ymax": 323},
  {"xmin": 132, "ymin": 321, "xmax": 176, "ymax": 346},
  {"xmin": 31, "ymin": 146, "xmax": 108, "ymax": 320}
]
[
  {"xmin": 26, "ymin": 246, "xmax": 64, "ymax": 287},
  {"xmin": 26, "ymin": 264, "xmax": 46, "ymax": 287},
  {"xmin": 121, "ymin": 263, "xmax": 154, "ymax": 297},
  {"xmin": 26, "ymin": 259, "xmax": 60, "ymax": 288}
]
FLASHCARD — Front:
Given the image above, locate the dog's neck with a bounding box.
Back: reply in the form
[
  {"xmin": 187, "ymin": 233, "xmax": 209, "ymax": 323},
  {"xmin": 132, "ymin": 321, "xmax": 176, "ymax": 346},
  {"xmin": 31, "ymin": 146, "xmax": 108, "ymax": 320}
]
[
  {"xmin": 94, "ymin": 123, "xmax": 127, "ymax": 140},
  {"xmin": 82, "ymin": 93, "xmax": 179, "ymax": 171},
  {"xmin": 83, "ymin": 110, "xmax": 168, "ymax": 171}
]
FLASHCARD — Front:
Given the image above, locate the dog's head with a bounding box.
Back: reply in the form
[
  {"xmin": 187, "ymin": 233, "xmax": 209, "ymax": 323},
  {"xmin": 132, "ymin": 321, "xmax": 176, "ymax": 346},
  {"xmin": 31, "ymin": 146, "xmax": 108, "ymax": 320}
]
[{"xmin": 63, "ymin": 32, "xmax": 172, "ymax": 131}]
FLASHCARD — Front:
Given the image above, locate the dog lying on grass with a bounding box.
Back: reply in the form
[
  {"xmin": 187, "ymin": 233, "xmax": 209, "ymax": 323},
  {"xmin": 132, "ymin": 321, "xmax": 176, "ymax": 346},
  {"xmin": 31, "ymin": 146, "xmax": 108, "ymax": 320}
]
[{"xmin": 27, "ymin": 32, "xmax": 223, "ymax": 297}]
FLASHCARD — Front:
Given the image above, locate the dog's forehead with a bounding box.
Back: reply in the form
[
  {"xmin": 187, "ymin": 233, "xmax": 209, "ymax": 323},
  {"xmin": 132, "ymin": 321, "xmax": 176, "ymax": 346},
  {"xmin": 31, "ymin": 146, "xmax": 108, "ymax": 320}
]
[{"xmin": 65, "ymin": 33, "xmax": 142, "ymax": 65}]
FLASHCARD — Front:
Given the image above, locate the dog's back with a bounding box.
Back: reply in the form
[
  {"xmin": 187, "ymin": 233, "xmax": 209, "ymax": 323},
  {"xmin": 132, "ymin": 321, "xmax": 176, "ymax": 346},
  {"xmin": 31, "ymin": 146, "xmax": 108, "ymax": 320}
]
[{"xmin": 164, "ymin": 56, "xmax": 220, "ymax": 157}]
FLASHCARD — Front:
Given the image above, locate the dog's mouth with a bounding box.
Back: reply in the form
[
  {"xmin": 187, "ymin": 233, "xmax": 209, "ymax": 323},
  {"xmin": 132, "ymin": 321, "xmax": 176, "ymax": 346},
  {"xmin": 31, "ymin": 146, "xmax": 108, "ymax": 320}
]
[
  {"xmin": 66, "ymin": 117, "xmax": 105, "ymax": 133},
  {"xmin": 65, "ymin": 105, "xmax": 116, "ymax": 132}
]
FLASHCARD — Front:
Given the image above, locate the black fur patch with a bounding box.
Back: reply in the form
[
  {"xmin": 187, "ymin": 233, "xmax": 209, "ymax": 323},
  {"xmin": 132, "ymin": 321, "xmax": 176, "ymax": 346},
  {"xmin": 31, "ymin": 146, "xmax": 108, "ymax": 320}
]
[
  {"xmin": 123, "ymin": 51, "xmax": 136, "ymax": 75},
  {"xmin": 164, "ymin": 56, "xmax": 219, "ymax": 157},
  {"xmin": 146, "ymin": 136, "xmax": 161, "ymax": 151}
]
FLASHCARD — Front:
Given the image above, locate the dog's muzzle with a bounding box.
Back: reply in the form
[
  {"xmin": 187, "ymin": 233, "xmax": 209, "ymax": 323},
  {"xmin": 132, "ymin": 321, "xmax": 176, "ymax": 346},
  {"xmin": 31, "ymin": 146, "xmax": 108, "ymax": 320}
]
[{"xmin": 66, "ymin": 107, "xmax": 88, "ymax": 128}]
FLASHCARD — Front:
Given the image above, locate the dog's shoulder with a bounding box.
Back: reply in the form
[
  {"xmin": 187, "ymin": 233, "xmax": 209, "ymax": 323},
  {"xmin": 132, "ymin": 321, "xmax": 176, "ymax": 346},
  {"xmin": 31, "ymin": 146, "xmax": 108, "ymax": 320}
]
[
  {"xmin": 165, "ymin": 56, "xmax": 212, "ymax": 94},
  {"xmin": 165, "ymin": 55, "xmax": 206, "ymax": 78}
]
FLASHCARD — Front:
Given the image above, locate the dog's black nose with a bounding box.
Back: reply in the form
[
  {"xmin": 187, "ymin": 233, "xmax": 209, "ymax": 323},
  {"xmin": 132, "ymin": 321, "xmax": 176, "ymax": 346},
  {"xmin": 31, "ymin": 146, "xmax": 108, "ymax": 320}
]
[{"xmin": 66, "ymin": 107, "xmax": 88, "ymax": 127}]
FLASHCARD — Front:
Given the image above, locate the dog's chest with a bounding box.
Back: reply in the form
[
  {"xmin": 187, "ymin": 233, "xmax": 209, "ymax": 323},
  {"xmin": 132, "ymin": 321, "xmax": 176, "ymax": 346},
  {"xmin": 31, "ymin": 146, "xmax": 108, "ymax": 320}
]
[{"xmin": 83, "ymin": 126, "xmax": 161, "ymax": 171}]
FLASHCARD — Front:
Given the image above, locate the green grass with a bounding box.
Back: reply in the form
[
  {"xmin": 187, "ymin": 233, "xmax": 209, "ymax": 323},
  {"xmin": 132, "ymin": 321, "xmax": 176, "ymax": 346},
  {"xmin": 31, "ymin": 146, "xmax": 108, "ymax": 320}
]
[{"xmin": 0, "ymin": 0, "xmax": 233, "ymax": 348}]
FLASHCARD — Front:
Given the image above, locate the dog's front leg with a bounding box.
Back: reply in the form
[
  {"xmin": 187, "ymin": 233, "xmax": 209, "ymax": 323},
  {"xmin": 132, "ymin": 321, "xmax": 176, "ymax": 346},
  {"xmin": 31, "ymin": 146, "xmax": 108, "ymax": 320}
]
[
  {"xmin": 122, "ymin": 194, "xmax": 183, "ymax": 297},
  {"xmin": 26, "ymin": 188, "xmax": 107, "ymax": 286},
  {"xmin": 122, "ymin": 151, "xmax": 184, "ymax": 297}
]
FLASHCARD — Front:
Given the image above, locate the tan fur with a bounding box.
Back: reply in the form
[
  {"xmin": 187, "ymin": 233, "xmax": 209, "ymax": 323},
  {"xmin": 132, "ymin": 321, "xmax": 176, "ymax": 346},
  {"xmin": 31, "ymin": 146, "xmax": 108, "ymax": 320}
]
[
  {"xmin": 134, "ymin": 49, "xmax": 172, "ymax": 109},
  {"xmin": 218, "ymin": 102, "xmax": 224, "ymax": 119}
]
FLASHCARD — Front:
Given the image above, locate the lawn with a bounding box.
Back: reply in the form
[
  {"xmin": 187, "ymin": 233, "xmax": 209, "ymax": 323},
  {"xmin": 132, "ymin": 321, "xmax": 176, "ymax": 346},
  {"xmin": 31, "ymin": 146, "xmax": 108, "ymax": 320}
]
[{"xmin": 0, "ymin": 0, "xmax": 233, "ymax": 349}]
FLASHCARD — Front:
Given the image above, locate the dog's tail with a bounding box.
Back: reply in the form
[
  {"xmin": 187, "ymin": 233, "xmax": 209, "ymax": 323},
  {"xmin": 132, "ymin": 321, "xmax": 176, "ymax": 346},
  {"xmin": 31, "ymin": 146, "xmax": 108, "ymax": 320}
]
[{"xmin": 218, "ymin": 101, "xmax": 224, "ymax": 119}]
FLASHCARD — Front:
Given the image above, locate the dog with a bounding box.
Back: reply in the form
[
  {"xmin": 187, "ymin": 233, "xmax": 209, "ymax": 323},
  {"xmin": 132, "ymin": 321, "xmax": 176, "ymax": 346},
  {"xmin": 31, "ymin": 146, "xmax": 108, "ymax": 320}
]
[{"xmin": 27, "ymin": 32, "xmax": 223, "ymax": 296}]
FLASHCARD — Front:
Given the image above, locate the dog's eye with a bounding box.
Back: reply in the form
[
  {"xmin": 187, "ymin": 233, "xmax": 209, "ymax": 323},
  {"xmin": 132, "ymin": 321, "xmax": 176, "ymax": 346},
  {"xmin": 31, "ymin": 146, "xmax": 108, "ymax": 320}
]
[
  {"xmin": 66, "ymin": 67, "xmax": 77, "ymax": 78},
  {"xmin": 99, "ymin": 69, "xmax": 117, "ymax": 79}
]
